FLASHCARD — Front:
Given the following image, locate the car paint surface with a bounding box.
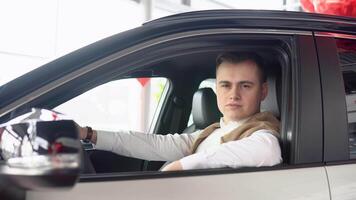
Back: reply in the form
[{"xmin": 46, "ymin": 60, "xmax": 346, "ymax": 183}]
[{"xmin": 28, "ymin": 167, "xmax": 330, "ymax": 200}]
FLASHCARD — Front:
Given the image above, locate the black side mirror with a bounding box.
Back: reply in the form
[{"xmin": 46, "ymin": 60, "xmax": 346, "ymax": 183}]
[{"xmin": 0, "ymin": 109, "xmax": 81, "ymax": 190}]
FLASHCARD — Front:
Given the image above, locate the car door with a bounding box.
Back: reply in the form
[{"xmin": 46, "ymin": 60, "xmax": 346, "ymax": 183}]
[
  {"xmin": 22, "ymin": 27, "xmax": 331, "ymax": 200},
  {"xmin": 316, "ymin": 34, "xmax": 356, "ymax": 200}
]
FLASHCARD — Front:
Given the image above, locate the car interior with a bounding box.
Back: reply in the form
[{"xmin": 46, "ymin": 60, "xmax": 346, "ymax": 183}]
[{"xmin": 86, "ymin": 47, "xmax": 288, "ymax": 173}]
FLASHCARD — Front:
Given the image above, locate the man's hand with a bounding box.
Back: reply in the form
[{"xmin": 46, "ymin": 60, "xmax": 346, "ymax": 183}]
[
  {"xmin": 161, "ymin": 160, "xmax": 183, "ymax": 171},
  {"xmin": 75, "ymin": 123, "xmax": 87, "ymax": 140}
]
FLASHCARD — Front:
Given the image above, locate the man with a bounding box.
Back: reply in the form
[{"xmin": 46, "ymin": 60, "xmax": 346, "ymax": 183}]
[{"xmin": 79, "ymin": 52, "xmax": 282, "ymax": 171}]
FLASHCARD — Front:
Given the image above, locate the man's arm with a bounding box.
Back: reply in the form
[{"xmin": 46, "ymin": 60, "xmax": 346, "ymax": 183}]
[
  {"xmin": 80, "ymin": 127, "xmax": 200, "ymax": 162},
  {"xmin": 165, "ymin": 130, "xmax": 282, "ymax": 171}
]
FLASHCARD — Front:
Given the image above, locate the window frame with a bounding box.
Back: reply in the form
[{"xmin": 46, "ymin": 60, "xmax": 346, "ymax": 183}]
[
  {"xmin": 315, "ymin": 34, "xmax": 351, "ymax": 162},
  {"xmin": 74, "ymin": 31, "xmax": 324, "ymax": 178},
  {"xmin": 0, "ymin": 28, "xmax": 326, "ymax": 180}
]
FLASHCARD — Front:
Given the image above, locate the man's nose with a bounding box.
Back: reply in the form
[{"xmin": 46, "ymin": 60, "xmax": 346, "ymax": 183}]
[{"xmin": 229, "ymin": 86, "xmax": 241, "ymax": 100}]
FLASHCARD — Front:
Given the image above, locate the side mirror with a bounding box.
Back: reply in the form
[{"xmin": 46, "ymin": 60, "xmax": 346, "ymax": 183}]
[{"xmin": 0, "ymin": 109, "xmax": 81, "ymax": 190}]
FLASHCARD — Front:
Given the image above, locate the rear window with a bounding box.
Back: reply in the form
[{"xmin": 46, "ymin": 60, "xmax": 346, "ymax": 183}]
[{"xmin": 336, "ymin": 38, "xmax": 356, "ymax": 159}]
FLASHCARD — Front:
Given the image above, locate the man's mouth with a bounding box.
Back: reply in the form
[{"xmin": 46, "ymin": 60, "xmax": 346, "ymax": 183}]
[{"xmin": 226, "ymin": 103, "xmax": 242, "ymax": 108}]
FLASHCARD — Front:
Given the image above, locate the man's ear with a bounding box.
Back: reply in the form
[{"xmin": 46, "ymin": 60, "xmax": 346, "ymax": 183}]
[{"xmin": 261, "ymin": 82, "xmax": 268, "ymax": 100}]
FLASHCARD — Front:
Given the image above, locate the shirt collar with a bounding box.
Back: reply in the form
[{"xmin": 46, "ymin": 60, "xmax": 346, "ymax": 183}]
[{"xmin": 219, "ymin": 117, "xmax": 250, "ymax": 130}]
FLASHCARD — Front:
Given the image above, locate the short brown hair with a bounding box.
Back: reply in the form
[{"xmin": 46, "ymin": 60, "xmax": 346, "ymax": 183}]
[{"xmin": 216, "ymin": 52, "xmax": 266, "ymax": 83}]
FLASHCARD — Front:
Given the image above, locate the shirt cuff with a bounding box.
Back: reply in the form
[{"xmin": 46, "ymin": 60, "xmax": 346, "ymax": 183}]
[{"xmin": 95, "ymin": 130, "xmax": 115, "ymax": 151}]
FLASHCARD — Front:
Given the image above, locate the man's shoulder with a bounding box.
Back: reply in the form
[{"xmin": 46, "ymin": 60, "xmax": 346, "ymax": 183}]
[{"xmin": 248, "ymin": 111, "xmax": 280, "ymax": 124}]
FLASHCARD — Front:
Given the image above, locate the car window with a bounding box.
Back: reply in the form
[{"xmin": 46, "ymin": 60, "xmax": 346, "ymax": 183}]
[
  {"xmin": 336, "ymin": 38, "xmax": 356, "ymax": 159},
  {"xmin": 55, "ymin": 77, "xmax": 168, "ymax": 133}
]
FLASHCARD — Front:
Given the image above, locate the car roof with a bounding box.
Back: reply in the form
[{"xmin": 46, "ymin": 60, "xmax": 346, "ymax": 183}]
[{"xmin": 146, "ymin": 9, "xmax": 356, "ymax": 35}]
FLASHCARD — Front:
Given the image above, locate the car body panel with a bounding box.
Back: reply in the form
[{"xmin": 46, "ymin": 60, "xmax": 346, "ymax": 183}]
[
  {"xmin": 147, "ymin": 10, "xmax": 356, "ymax": 35},
  {"xmin": 326, "ymin": 164, "xmax": 356, "ymax": 200},
  {"xmin": 27, "ymin": 167, "xmax": 329, "ymax": 200}
]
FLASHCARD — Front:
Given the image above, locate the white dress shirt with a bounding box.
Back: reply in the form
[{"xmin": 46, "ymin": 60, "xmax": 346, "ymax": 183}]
[{"xmin": 95, "ymin": 118, "xmax": 282, "ymax": 170}]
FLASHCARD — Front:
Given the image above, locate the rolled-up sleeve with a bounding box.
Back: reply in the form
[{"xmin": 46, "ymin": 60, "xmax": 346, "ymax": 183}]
[
  {"xmin": 179, "ymin": 130, "xmax": 282, "ymax": 170},
  {"xmin": 95, "ymin": 130, "xmax": 201, "ymax": 161}
]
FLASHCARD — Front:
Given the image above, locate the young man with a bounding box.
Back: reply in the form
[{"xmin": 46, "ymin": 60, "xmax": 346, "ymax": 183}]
[{"xmin": 79, "ymin": 52, "xmax": 282, "ymax": 171}]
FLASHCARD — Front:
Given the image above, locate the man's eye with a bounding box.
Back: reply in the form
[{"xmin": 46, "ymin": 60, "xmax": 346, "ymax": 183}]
[{"xmin": 242, "ymin": 84, "xmax": 251, "ymax": 89}]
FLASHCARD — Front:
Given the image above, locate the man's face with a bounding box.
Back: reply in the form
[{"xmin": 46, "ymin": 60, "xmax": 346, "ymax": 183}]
[{"xmin": 216, "ymin": 60, "xmax": 268, "ymax": 123}]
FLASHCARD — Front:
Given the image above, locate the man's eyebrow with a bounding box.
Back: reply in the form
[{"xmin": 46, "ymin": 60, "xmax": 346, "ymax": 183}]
[
  {"xmin": 217, "ymin": 80, "xmax": 255, "ymax": 85},
  {"xmin": 217, "ymin": 80, "xmax": 231, "ymax": 85},
  {"xmin": 239, "ymin": 80, "xmax": 254, "ymax": 85}
]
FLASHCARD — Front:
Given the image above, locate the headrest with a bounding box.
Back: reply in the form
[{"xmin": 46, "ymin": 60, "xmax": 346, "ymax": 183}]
[
  {"xmin": 261, "ymin": 73, "xmax": 280, "ymax": 118},
  {"xmin": 192, "ymin": 88, "xmax": 222, "ymax": 129}
]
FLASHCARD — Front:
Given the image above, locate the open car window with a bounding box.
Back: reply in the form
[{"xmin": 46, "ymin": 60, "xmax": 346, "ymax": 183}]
[{"xmin": 54, "ymin": 77, "xmax": 168, "ymax": 133}]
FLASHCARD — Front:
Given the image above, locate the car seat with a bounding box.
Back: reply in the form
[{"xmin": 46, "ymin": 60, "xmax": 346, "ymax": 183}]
[
  {"xmin": 183, "ymin": 87, "xmax": 222, "ymax": 133},
  {"xmin": 261, "ymin": 73, "xmax": 280, "ymax": 118}
]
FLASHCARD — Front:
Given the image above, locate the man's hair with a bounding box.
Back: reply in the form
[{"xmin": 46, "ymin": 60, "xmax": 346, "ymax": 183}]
[{"xmin": 216, "ymin": 52, "xmax": 267, "ymax": 83}]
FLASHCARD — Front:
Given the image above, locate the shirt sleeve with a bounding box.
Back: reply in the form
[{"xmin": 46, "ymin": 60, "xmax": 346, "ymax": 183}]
[
  {"xmin": 95, "ymin": 129, "xmax": 201, "ymax": 161},
  {"xmin": 179, "ymin": 130, "xmax": 282, "ymax": 170}
]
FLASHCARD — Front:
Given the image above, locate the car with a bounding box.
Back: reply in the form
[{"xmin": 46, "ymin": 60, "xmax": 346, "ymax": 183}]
[{"xmin": 0, "ymin": 9, "xmax": 355, "ymax": 200}]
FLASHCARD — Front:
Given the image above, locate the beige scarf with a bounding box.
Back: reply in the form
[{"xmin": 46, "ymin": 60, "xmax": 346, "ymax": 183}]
[{"xmin": 190, "ymin": 111, "xmax": 280, "ymax": 154}]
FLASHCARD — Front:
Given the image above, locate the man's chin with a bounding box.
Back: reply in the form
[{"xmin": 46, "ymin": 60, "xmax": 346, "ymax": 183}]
[
  {"xmin": 230, "ymin": 112, "xmax": 262, "ymax": 122},
  {"xmin": 225, "ymin": 114, "xmax": 246, "ymax": 122}
]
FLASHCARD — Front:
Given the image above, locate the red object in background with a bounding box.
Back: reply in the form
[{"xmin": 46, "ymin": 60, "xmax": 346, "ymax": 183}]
[
  {"xmin": 137, "ymin": 78, "xmax": 150, "ymax": 87},
  {"xmin": 300, "ymin": 0, "xmax": 315, "ymax": 12},
  {"xmin": 301, "ymin": 0, "xmax": 356, "ymax": 53},
  {"xmin": 300, "ymin": 0, "xmax": 356, "ymax": 17}
]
